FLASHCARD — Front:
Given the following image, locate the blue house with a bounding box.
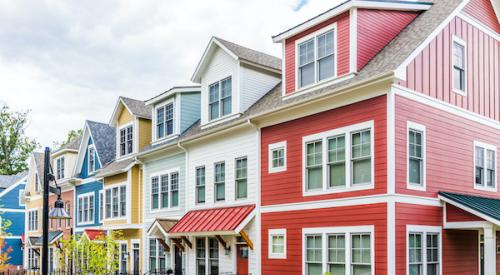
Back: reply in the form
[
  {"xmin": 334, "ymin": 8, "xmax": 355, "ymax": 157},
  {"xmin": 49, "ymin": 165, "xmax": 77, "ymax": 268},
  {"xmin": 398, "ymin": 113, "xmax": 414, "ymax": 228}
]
[
  {"xmin": 72, "ymin": 120, "xmax": 115, "ymax": 233},
  {"xmin": 0, "ymin": 172, "xmax": 27, "ymax": 269}
]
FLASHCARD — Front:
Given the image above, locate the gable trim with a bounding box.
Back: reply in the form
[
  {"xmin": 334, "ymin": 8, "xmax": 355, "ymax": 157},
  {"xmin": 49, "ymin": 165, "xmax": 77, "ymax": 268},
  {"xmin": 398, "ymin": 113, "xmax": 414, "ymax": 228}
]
[
  {"xmin": 72, "ymin": 122, "xmax": 103, "ymax": 178},
  {"xmin": 191, "ymin": 37, "xmax": 239, "ymax": 83},
  {"xmin": 0, "ymin": 177, "xmax": 26, "ymax": 198},
  {"xmin": 457, "ymin": 12, "xmax": 500, "ymax": 41}
]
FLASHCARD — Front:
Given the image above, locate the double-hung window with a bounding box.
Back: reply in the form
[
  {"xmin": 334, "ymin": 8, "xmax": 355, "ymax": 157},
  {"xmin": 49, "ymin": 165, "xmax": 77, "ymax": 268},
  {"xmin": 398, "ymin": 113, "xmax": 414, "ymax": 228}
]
[
  {"xmin": 269, "ymin": 141, "xmax": 287, "ymax": 173},
  {"xmin": 149, "ymin": 239, "xmax": 167, "ymax": 272},
  {"xmin": 99, "ymin": 191, "xmax": 104, "ymax": 222},
  {"xmin": 119, "ymin": 243, "xmax": 128, "ymax": 274},
  {"xmin": 88, "ymin": 145, "xmax": 96, "ymax": 174},
  {"xmin": 156, "ymin": 102, "xmax": 174, "ymax": 139},
  {"xmin": 65, "ymin": 202, "xmax": 71, "ymax": 227},
  {"xmin": 408, "ymin": 123, "xmax": 426, "ymax": 190},
  {"xmin": 28, "ymin": 209, "xmax": 38, "ymax": 232},
  {"xmin": 151, "ymin": 176, "xmax": 159, "ymax": 209},
  {"xmin": 407, "ymin": 226, "xmax": 441, "ymax": 275},
  {"xmin": 78, "ymin": 193, "xmax": 94, "ymax": 224},
  {"xmin": 304, "ymin": 121, "xmax": 373, "ymax": 194},
  {"xmin": 150, "ymin": 171, "xmax": 179, "ymax": 210},
  {"xmin": 298, "ymin": 27, "xmax": 336, "ymax": 89},
  {"xmin": 161, "ymin": 175, "xmax": 169, "ymax": 208},
  {"xmin": 214, "ymin": 162, "xmax": 225, "ymax": 201},
  {"xmin": 235, "ymin": 157, "xmax": 248, "ymax": 199},
  {"xmin": 304, "ymin": 226, "xmax": 373, "ymax": 275},
  {"xmin": 196, "ymin": 167, "xmax": 206, "ymax": 204},
  {"xmin": 120, "ymin": 125, "xmax": 133, "ymax": 156},
  {"xmin": 209, "ymin": 77, "xmax": 232, "ymax": 121},
  {"xmin": 104, "ymin": 185, "xmax": 126, "ymax": 219},
  {"xmin": 268, "ymin": 229, "xmax": 286, "ymax": 259},
  {"xmin": 56, "ymin": 157, "xmax": 65, "ymax": 179},
  {"xmin": 196, "ymin": 237, "xmax": 219, "ymax": 275},
  {"xmin": 452, "ymin": 36, "xmax": 466, "ymax": 94},
  {"xmin": 474, "ymin": 142, "xmax": 496, "ymax": 190}
]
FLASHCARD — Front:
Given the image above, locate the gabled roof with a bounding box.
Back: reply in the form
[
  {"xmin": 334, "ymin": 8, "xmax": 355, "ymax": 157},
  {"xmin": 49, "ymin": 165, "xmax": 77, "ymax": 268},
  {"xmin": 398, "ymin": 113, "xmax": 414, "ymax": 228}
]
[
  {"xmin": 52, "ymin": 136, "xmax": 82, "ymax": 155},
  {"xmin": 147, "ymin": 219, "xmax": 178, "ymax": 237},
  {"xmin": 87, "ymin": 120, "xmax": 116, "ymax": 166},
  {"xmin": 33, "ymin": 152, "xmax": 45, "ymax": 186},
  {"xmin": 94, "ymin": 158, "xmax": 136, "ymax": 178},
  {"xmin": 109, "ymin": 96, "xmax": 152, "ymax": 125},
  {"xmin": 439, "ymin": 192, "xmax": 500, "ymax": 225},
  {"xmin": 0, "ymin": 171, "xmax": 27, "ymax": 189},
  {"xmin": 33, "ymin": 230, "xmax": 64, "ymax": 246},
  {"xmin": 145, "ymin": 86, "xmax": 201, "ymax": 106},
  {"xmin": 82, "ymin": 229, "xmax": 105, "ymax": 241},
  {"xmin": 191, "ymin": 36, "xmax": 281, "ymax": 83}
]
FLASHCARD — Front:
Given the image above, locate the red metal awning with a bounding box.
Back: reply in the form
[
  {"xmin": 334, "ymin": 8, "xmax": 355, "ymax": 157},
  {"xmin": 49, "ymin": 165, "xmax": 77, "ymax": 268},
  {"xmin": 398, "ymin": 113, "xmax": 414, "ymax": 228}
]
[
  {"xmin": 83, "ymin": 229, "xmax": 105, "ymax": 241},
  {"xmin": 169, "ymin": 204, "xmax": 255, "ymax": 234}
]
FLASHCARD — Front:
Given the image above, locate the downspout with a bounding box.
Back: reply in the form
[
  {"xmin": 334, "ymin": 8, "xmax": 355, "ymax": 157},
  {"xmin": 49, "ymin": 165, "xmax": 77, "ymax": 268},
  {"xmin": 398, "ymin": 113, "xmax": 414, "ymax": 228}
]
[{"xmin": 176, "ymin": 140, "xmax": 188, "ymax": 272}]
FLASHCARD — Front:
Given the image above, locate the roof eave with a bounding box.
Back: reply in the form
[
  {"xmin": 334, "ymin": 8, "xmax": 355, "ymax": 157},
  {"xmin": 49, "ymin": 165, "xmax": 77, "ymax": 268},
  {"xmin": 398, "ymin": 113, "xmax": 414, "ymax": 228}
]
[
  {"xmin": 438, "ymin": 194, "xmax": 500, "ymax": 226},
  {"xmin": 191, "ymin": 37, "xmax": 239, "ymax": 83},
  {"xmin": 145, "ymin": 86, "xmax": 202, "ymax": 106}
]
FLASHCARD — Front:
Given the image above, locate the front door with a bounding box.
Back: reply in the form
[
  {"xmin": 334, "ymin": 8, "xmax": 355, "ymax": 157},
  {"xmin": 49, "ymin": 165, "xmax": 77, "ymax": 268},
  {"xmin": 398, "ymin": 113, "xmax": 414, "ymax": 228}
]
[
  {"xmin": 133, "ymin": 243, "xmax": 140, "ymax": 275},
  {"xmin": 174, "ymin": 246, "xmax": 183, "ymax": 275},
  {"xmin": 236, "ymin": 244, "xmax": 249, "ymax": 275}
]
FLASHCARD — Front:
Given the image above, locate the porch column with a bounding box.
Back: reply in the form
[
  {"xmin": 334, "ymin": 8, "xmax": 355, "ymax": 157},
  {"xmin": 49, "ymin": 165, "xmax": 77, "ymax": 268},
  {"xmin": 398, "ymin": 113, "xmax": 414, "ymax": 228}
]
[{"xmin": 483, "ymin": 225, "xmax": 496, "ymax": 275}]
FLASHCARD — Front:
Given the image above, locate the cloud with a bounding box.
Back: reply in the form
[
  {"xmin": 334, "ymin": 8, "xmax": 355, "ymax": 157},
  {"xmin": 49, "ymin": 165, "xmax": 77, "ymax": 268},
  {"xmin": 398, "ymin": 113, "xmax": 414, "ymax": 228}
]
[{"xmin": 0, "ymin": 0, "xmax": 343, "ymax": 147}]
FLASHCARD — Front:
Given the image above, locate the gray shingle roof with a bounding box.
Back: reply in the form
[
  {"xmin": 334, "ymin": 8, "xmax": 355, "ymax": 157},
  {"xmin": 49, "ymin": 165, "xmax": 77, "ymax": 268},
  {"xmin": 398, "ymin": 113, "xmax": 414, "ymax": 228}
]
[
  {"xmin": 439, "ymin": 192, "xmax": 500, "ymax": 223},
  {"xmin": 0, "ymin": 171, "xmax": 27, "ymax": 189},
  {"xmin": 94, "ymin": 158, "xmax": 136, "ymax": 178},
  {"xmin": 33, "ymin": 152, "xmax": 45, "ymax": 185},
  {"xmin": 52, "ymin": 135, "xmax": 82, "ymax": 155},
  {"xmin": 121, "ymin": 97, "xmax": 152, "ymax": 119},
  {"xmin": 214, "ymin": 37, "xmax": 281, "ymax": 71},
  {"xmin": 87, "ymin": 120, "xmax": 116, "ymax": 166}
]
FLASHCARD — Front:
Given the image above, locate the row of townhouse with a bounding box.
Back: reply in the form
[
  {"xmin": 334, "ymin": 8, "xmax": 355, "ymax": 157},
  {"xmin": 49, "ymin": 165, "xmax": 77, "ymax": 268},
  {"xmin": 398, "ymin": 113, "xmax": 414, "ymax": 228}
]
[{"xmin": 22, "ymin": 0, "xmax": 500, "ymax": 274}]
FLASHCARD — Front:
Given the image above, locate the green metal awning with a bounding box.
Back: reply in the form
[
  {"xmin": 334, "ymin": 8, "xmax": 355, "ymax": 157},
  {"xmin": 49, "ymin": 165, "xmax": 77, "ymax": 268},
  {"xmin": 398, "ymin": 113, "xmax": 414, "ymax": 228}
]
[
  {"xmin": 438, "ymin": 192, "xmax": 500, "ymax": 225},
  {"xmin": 33, "ymin": 230, "xmax": 64, "ymax": 246}
]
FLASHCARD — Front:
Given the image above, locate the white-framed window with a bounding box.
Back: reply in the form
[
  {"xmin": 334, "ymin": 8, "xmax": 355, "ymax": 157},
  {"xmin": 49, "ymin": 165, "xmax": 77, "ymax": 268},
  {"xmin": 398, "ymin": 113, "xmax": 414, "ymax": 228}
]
[
  {"xmin": 296, "ymin": 23, "xmax": 337, "ymax": 89},
  {"xmin": 28, "ymin": 248, "xmax": 39, "ymax": 270},
  {"xmin": 303, "ymin": 226, "xmax": 374, "ymax": 275},
  {"xmin": 407, "ymin": 225, "xmax": 441, "ymax": 275},
  {"xmin": 196, "ymin": 166, "xmax": 206, "ymax": 204},
  {"xmin": 214, "ymin": 162, "xmax": 225, "ymax": 201},
  {"xmin": 196, "ymin": 237, "xmax": 219, "ymax": 275},
  {"xmin": 303, "ymin": 121, "xmax": 374, "ymax": 195},
  {"xmin": 407, "ymin": 122, "xmax": 426, "ymax": 191},
  {"xmin": 209, "ymin": 77, "xmax": 232, "ymax": 121},
  {"xmin": 77, "ymin": 193, "xmax": 94, "ymax": 225},
  {"xmin": 156, "ymin": 101, "xmax": 175, "ymax": 140},
  {"xmin": 235, "ymin": 157, "xmax": 248, "ymax": 199},
  {"xmin": 35, "ymin": 173, "xmax": 39, "ymax": 192},
  {"xmin": 119, "ymin": 242, "xmax": 128, "ymax": 274},
  {"xmin": 27, "ymin": 209, "xmax": 38, "ymax": 232},
  {"xmin": 150, "ymin": 170, "xmax": 180, "ymax": 210},
  {"xmin": 474, "ymin": 141, "xmax": 497, "ymax": 191},
  {"xmin": 119, "ymin": 124, "xmax": 134, "ymax": 156},
  {"xmin": 104, "ymin": 185, "xmax": 127, "ymax": 219},
  {"xmin": 65, "ymin": 201, "xmax": 71, "ymax": 227},
  {"xmin": 149, "ymin": 239, "xmax": 168, "ymax": 272},
  {"xmin": 268, "ymin": 229, "xmax": 287, "ymax": 259},
  {"xmin": 269, "ymin": 141, "xmax": 287, "ymax": 173},
  {"xmin": 56, "ymin": 157, "xmax": 65, "ymax": 180},
  {"xmin": 452, "ymin": 35, "xmax": 466, "ymax": 95},
  {"xmin": 99, "ymin": 190, "xmax": 104, "ymax": 222},
  {"xmin": 19, "ymin": 189, "xmax": 25, "ymax": 206},
  {"xmin": 88, "ymin": 144, "xmax": 96, "ymax": 174}
]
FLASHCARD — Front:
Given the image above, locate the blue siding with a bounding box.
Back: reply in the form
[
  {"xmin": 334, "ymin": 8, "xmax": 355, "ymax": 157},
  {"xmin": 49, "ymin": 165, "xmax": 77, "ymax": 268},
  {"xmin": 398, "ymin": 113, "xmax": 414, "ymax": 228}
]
[
  {"xmin": 4, "ymin": 238, "xmax": 23, "ymax": 265},
  {"xmin": 0, "ymin": 180, "xmax": 25, "ymax": 267},
  {"xmin": 1, "ymin": 211, "xmax": 25, "ymax": 236},
  {"xmin": 80, "ymin": 137, "xmax": 101, "ymax": 179},
  {"xmin": 180, "ymin": 93, "xmax": 201, "ymax": 133},
  {"xmin": 75, "ymin": 180, "xmax": 102, "ymax": 228},
  {"xmin": 0, "ymin": 183, "xmax": 25, "ymax": 210}
]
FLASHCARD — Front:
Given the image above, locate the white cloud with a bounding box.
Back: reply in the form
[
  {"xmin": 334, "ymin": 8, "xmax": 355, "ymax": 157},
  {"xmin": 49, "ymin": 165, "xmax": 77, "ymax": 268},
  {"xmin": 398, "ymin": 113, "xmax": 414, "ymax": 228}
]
[{"xmin": 0, "ymin": 0, "xmax": 343, "ymax": 147}]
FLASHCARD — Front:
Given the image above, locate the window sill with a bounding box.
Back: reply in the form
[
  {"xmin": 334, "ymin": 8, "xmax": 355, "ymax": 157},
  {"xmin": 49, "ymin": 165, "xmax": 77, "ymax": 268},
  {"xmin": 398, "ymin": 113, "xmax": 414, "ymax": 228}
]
[
  {"xmin": 152, "ymin": 134, "xmax": 180, "ymax": 145},
  {"xmin": 268, "ymin": 254, "xmax": 286, "ymax": 259},
  {"xmin": 149, "ymin": 207, "xmax": 181, "ymax": 213},
  {"xmin": 285, "ymin": 73, "xmax": 355, "ymax": 100},
  {"xmin": 407, "ymin": 183, "xmax": 426, "ymax": 192},
  {"xmin": 303, "ymin": 182, "xmax": 374, "ymax": 197},
  {"xmin": 201, "ymin": 113, "xmax": 242, "ymax": 129},
  {"xmin": 473, "ymin": 184, "xmax": 497, "ymax": 192},
  {"xmin": 269, "ymin": 167, "xmax": 287, "ymax": 174},
  {"xmin": 452, "ymin": 88, "xmax": 467, "ymax": 96}
]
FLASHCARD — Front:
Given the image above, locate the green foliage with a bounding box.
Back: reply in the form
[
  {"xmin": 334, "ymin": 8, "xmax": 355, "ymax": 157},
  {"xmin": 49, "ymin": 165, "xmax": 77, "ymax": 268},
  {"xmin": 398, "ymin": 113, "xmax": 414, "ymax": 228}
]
[
  {"xmin": 0, "ymin": 212, "xmax": 13, "ymax": 271},
  {"xmin": 58, "ymin": 230, "xmax": 123, "ymax": 274},
  {"xmin": 53, "ymin": 129, "xmax": 83, "ymax": 149},
  {"xmin": 0, "ymin": 105, "xmax": 38, "ymax": 175}
]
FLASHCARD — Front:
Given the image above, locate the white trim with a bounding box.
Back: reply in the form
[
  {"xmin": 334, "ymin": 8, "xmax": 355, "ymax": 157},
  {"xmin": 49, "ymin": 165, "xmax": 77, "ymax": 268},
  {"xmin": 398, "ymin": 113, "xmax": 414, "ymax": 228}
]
[
  {"xmin": 302, "ymin": 120, "xmax": 374, "ymax": 196},
  {"xmin": 406, "ymin": 225, "xmax": 442, "ymax": 275},
  {"xmin": 76, "ymin": 192, "xmax": 96, "ymax": 225},
  {"xmin": 200, "ymin": 112, "xmax": 242, "ymax": 130},
  {"xmin": 302, "ymin": 225, "xmax": 375, "ymax": 275},
  {"xmin": 0, "ymin": 208, "xmax": 25, "ymax": 213},
  {"xmin": 27, "ymin": 208, "xmax": 39, "ymax": 232},
  {"xmin": 387, "ymin": 200, "xmax": 396, "ymax": 275},
  {"xmin": 54, "ymin": 155, "xmax": 66, "ymax": 180},
  {"xmin": 349, "ymin": 8, "xmax": 358, "ymax": 73},
  {"xmin": 130, "ymin": 239, "xmax": 141, "ymax": 274},
  {"xmin": 473, "ymin": 141, "xmax": 497, "ymax": 192},
  {"xmin": 406, "ymin": 121, "xmax": 427, "ymax": 191},
  {"xmin": 281, "ymin": 41, "xmax": 287, "ymax": 96},
  {"xmin": 444, "ymin": 221, "xmax": 492, "ymax": 229},
  {"xmin": 116, "ymin": 121, "xmax": 135, "ymax": 159},
  {"xmin": 283, "ymin": 73, "xmax": 356, "ymax": 100},
  {"xmin": 102, "ymin": 183, "xmax": 128, "ymax": 221},
  {"xmin": 268, "ymin": 141, "xmax": 287, "ymax": 173},
  {"xmin": 392, "ymin": 85, "xmax": 500, "ymax": 130},
  {"xmin": 87, "ymin": 144, "xmax": 96, "ymax": 175},
  {"xmin": 272, "ymin": 0, "xmax": 431, "ymax": 42},
  {"xmin": 18, "ymin": 189, "xmax": 25, "ymax": 206},
  {"xmin": 295, "ymin": 22, "xmax": 338, "ymax": 92},
  {"xmin": 387, "ymin": 90, "xmax": 396, "ymax": 195},
  {"xmin": 438, "ymin": 196, "xmax": 500, "ymax": 226},
  {"xmin": 0, "ymin": 176, "xmax": 26, "ymax": 198},
  {"xmin": 149, "ymin": 168, "xmax": 181, "ymax": 212},
  {"xmin": 268, "ymin": 228, "xmax": 287, "ymax": 259},
  {"xmin": 145, "ymin": 85, "xmax": 201, "ymax": 105},
  {"xmin": 152, "ymin": 97, "xmax": 178, "ymax": 142},
  {"xmin": 451, "ymin": 35, "xmax": 467, "ymax": 96},
  {"xmin": 457, "ymin": 12, "xmax": 500, "ymax": 42},
  {"xmin": 234, "ymin": 209, "xmax": 256, "ymax": 233}
]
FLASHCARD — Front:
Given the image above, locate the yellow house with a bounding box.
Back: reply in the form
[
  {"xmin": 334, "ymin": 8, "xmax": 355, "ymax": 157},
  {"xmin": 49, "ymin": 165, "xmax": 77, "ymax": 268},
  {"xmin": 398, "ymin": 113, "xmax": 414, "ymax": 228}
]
[{"xmin": 95, "ymin": 97, "xmax": 151, "ymax": 274}]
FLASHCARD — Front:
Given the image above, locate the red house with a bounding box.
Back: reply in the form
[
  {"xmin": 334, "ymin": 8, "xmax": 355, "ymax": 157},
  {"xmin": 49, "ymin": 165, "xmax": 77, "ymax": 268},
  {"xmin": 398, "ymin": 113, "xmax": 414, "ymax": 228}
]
[{"xmin": 258, "ymin": 0, "xmax": 500, "ymax": 274}]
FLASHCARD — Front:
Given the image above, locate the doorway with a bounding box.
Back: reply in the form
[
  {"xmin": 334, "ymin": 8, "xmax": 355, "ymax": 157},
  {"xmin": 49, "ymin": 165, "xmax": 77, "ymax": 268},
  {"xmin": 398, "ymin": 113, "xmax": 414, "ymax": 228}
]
[
  {"xmin": 236, "ymin": 244, "xmax": 249, "ymax": 275},
  {"xmin": 132, "ymin": 242, "xmax": 140, "ymax": 275},
  {"xmin": 174, "ymin": 246, "xmax": 183, "ymax": 275}
]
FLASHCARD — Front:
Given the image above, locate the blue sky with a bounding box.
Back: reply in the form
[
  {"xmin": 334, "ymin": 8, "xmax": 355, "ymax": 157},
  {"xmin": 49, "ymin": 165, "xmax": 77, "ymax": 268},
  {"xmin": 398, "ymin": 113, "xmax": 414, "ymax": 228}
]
[{"xmin": 0, "ymin": 0, "xmax": 341, "ymax": 147}]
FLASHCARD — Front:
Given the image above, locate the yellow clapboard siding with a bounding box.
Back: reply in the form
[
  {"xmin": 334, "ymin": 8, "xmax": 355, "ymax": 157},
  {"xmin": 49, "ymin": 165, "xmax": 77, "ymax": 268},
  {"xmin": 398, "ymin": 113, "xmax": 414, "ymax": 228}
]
[
  {"xmin": 117, "ymin": 106, "xmax": 133, "ymax": 126},
  {"xmin": 138, "ymin": 118, "xmax": 152, "ymax": 151}
]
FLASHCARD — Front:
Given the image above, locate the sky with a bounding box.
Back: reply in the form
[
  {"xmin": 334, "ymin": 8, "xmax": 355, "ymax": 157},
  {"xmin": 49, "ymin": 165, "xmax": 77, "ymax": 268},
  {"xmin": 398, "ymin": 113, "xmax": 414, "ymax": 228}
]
[{"xmin": 0, "ymin": 0, "xmax": 342, "ymax": 147}]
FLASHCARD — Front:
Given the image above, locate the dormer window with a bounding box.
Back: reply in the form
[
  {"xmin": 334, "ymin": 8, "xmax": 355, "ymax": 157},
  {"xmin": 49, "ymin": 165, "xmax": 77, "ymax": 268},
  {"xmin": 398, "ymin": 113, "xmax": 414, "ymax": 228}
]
[
  {"xmin": 56, "ymin": 157, "xmax": 65, "ymax": 180},
  {"xmin": 119, "ymin": 125, "xmax": 133, "ymax": 156},
  {"xmin": 298, "ymin": 26, "xmax": 336, "ymax": 89},
  {"xmin": 88, "ymin": 145, "xmax": 96, "ymax": 174},
  {"xmin": 156, "ymin": 102, "xmax": 174, "ymax": 140},
  {"xmin": 209, "ymin": 77, "xmax": 232, "ymax": 121}
]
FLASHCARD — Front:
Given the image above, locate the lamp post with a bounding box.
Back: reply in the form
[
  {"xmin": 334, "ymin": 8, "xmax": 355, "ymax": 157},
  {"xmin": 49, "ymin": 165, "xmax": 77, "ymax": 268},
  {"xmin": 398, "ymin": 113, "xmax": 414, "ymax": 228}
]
[{"xmin": 42, "ymin": 147, "xmax": 71, "ymax": 275}]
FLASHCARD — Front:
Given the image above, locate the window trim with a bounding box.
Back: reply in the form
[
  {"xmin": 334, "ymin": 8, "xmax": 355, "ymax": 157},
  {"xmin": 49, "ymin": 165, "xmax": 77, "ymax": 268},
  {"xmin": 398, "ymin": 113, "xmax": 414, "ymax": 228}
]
[
  {"xmin": 118, "ymin": 241, "xmax": 128, "ymax": 274},
  {"xmin": 153, "ymin": 98, "xmax": 177, "ymax": 142},
  {"xmin": 55, "ymin": 156, "xmax": 65, "ymax": 180},
  {"xmin": 208, "ymin": 76, "xmax": 233, "ymax": 122},
  {"xmin": 148, "ymin": 238, "xmax": 168, "ymax": 272},
  {"xmin": 99, "ymin": 190, "xmax": 104, "ymax": 222},
  {"xmin": 77, "ymin": 192, "xmax": 95, "ymax": 225},
  {"xmin": 149, "ymin": 168, "xmax": 181, "ymax": 212},
  {"xmin": 451, "ymin": 35, "xmax": 467, "ymax": 96},
  {"xmin": 406, "ymin": 121, "xmax": 426, "ymax": 191},
  {"xmin": 269, "ymin": 141, "xmax": 287, "ymax": 173},
  {"xmin": 214, "ymin": 161, "xmax": 226, "ymax": 202},
  {"xmin": 19, "ymin": 189, "xmax": 25, "ymax": 206},
  {"xmin": 118, "ymin": 122, "xmax": 134, "ymax": 157},
  {"xmin": 103, "ymin": 184, "xmax": 127, "ymax": 220},
  {"xmin": 195, "ymin": 166, "xmax": 206, "ymax": 204},
  {"xmin": 27, "ymin": 208, "xmax": 39, "ymax": 232},
  {"xmin": 268, "ymin": 228, "xmax": 287, "ymax": 259},
  {"xmin": 87, "ymin": 144, "xmax": 96, "ymax": 175},
  {"xmin": 302, "ymin": 120, "xmax": 374, "ymax": 196},
  {"xmin": 406, "ymin": 225, "xmax": 442, "ymax": 275},
  {"xmin": 235, "ymin": 156, "xmax": 248, "ymax": 200},
  {"xmin": 473, "ymin": 141, "xmax": 497, "ymax": 192},
  {"xmin": 295, "ymin": 22, "xmax": 338, "ymax": 92},
  {"xmin": 302, "ymin": 225, "xmax": 375, "ymax": 275}
]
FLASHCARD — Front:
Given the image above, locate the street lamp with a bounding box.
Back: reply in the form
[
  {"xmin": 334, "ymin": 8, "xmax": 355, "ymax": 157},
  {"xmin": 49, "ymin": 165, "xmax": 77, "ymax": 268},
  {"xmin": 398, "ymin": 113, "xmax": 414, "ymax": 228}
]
[{"xmin": 42, "ymin": 147, "xmax": 71, "ymax": 275}]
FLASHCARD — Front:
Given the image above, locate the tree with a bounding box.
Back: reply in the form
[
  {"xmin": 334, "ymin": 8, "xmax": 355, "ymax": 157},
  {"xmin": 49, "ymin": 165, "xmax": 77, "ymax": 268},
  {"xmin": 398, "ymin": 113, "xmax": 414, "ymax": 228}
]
[
  {"xmin": 0, "ymin": 105, "xmax": 38, "ymax": 175},
  {"xmin": 0, "ymin": 213, "xmax": 13, "ymax": 271},
  {"xmin": 53, "ymin": 129, "xmax": 83, "ymax": 149}
]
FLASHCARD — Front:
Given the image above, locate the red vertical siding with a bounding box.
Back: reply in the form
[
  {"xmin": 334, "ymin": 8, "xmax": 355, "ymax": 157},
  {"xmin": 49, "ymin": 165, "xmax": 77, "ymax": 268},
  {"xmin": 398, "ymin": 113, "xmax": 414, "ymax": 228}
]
[
  {"xmin": 446, "ymin": 204, "xmax": 483, "ymax": 222},
  {"xmin": 400, "ymin": 16, "xmax": 500, "ymax": 121},
  {"xmin": 395, "ymin": 95, "xmax": 500, "ymax": 198},
  {"xmin": 463, "ymin": 0, "xmax": 500, "ymax": 33},
  {"xmin": 261, "ymin": 96, "xmax": 387, "ymax": 206},
  {"xmin": 357, "ymin": 9, "xmax": 420, "ymax": 70},
  {"xmin": 284, "ymin": 12, "xmax": 350, "ymax": 95},
  {"xmin": 261, "ymin": 203, "xmax": 387, "ymax": 275}
]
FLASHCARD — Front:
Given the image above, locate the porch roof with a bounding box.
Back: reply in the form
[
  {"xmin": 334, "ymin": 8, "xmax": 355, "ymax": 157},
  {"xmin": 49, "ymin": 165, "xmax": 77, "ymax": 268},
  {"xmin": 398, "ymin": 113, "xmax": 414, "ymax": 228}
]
[
  {"xmin": 33, "ymin": 230, "xmax": 64, "ymax": 246},
  {"xmin": 169, "ymin": 204, "xmax": 255, "ymax": 235},
  {"xmin": 439, "ymin": 192, "xmax": 500, "ymax": 225},
  {"xmin": 147, "ymin": 218, "xmax": 178, "ymax": 237}
]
